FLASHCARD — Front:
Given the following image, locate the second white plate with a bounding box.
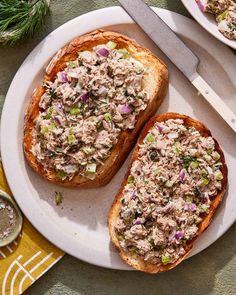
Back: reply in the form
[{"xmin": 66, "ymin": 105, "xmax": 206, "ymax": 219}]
[
  {"xmin": 1, "ymin": 7, "xmax": 236, "ymax": 270},
  {"xmin": 181, "ymin": 0, "xmax": 236, "ymax": 49}
]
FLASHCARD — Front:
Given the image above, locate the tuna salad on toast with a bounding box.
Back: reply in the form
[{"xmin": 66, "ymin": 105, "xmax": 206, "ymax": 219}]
[
  {"xmin": 108, "ymin": 113, "xmax": 227, "ymax": 273},
  {"xmin": 23, "ymin": 30, "xmax": 168, "ymax": 187}
]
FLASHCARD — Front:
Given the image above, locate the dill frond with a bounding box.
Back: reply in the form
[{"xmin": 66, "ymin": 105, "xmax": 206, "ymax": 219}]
[{"xmin": 0, "ymin": 0, "xmax": 50, "ymax": 45}]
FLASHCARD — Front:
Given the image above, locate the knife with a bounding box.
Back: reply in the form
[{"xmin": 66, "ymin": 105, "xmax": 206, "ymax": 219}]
[{"xmin": 118, "ymin": 0, "xmax": 236, "ymax": 133}]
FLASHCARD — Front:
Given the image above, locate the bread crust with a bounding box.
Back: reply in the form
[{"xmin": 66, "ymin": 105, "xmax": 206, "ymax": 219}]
[
  {"xmin": 23, "ymin": 30, "xmax": 168, "ymax": 187},
  {"xmin": 108, "ymin": 113, "xmax": 228, "ymax": 273}
]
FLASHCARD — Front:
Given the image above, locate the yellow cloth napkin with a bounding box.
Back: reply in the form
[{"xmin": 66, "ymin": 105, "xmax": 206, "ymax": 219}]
[{"xmin": 0, "ymin": 163, "xmax": 64, "ymax": 295}]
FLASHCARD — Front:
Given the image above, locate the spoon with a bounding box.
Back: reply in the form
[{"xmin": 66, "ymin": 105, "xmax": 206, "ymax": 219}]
[{"xmin": 0, "ymin": 190, "xmax": 23, "ymax": 247}]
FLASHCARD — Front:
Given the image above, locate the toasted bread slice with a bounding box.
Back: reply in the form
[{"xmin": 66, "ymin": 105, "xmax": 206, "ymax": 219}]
[
  {"xmin": 23, "ymin": 30, "xmax": 168, "ymax": 187},
  {"xmin": 108, "ymin": 113, "xmax": 228, "ymax": 273}
]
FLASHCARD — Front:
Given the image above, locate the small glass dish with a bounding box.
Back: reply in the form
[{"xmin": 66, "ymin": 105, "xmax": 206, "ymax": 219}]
[{"xmin": 0, "ymin": 190, "xmax": 23, "ymax": 247}]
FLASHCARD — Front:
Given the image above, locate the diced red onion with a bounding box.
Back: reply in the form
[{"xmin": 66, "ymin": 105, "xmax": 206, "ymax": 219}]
[
  {"xmin": 62, "ymin": 72, "xmax": 68, "ymax": 82},
  {"xmin": 184, "ymin": 203, "xmax": 189, "ymax": 211},
  {"xmin": 55, "ymin": 103, "xmax": 63, "ymax": 114},
  {"xmin": 179, "ymin": 169, "xmax": 186, "ymax": 182},
  {"xmin": 148, "ymin": 196, "xmax": 152, "ymax": 203},
  {"xmin": 169, "ymin": 229, "xmax": 176, "ymax": 241},
  {"xmin": 175, "ymin": 231, "xmax": 184, "ymax": 240},
  {"xmin": 120, "ymin": 104, "xmax": 131, "ymax": 114},
  {"xmin": 96, "ymin": 48, "xmax": 109, "ymax": 57},
  {"xmin": 56, "ymin": 102, "xmax": 62, "ymax": 109},
  {"xmin": 196, "ymin": 0, "xmax": 207, "ymax": 12},
  {"xmin": 57, "ymin": 71, "xmax": 68, "ymax": 83},
  {"xmin": 81, "ymin": 92, "xmax": 90, "ymax": 103},
  {"xmin": 131, "ymin": 192, "xmax": 136, "ymax": 200},
  {"xmin": 157, "ymin": 124, "xmax": 164, "ymax": 133},
  {"xmin": 184, "ymin": 202, "xmax": 197, "ymax": 212},
  {"xmin": 134, "ymin": 217, "xmax": 144, "ymax": 225},
  {"xmin": 191, "ymin": 203, "xmax": 197, "ymax": 211},
  {"xmin": 200, "ymin": 197, "xmax": 207, "ymax": 204},
  {"xmin": 201, "ymin": 193, "xmax": 209, "ymax": 204},
  {"xmin": 54, "ymin": 115, "xmax": 62, "ymax": 125}
]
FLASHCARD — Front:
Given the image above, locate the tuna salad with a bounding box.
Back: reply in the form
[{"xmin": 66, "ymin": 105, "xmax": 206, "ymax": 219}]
[
  {"xmin": 31, "ymin": 41, "xmax": 148, "ymax": 180},
  {"xmin": 196, "ymin": 0, "xmax": 236, "ymax": 40},
  {"xmin": 115, "ymin": 119, "xmax": 224, "ymax": 266}
]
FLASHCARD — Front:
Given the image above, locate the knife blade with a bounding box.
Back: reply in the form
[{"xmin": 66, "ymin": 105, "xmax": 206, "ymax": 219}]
[{"xmin": 118, "ymin": 0, "xmax": 236, "ymax": 133}]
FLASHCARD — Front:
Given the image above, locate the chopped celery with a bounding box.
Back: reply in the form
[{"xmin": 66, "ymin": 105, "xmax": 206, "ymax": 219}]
[
  {"xmin": 190, "ymin": 160, "xmax": 199, "ymax": 169},
  {"xmin": 195, "ymin": 216, "xmax": 202, "ymax": 224},
  {"xmin": 68, "ymin": 129, "xmax": 75, "ymax": 145},
  {"xmin": 200, "ymin": 177, "xmax": 209, "ymax": 186},
  {"xmin": 207, "ymin": 149, "xmax": 212, "ymax": 155},
  {"xmin": 57, "ymin": 170, "xmax": 67, "ymax": 180},
  {"xmin": 96, "ymin": 120, "xmax": 102, "ymax": 129},
  {"xmin": 212, "ymin": 151, "xmax": 221, "ymax": 161},
  {"xmin": 81, "ymin": 146, "xmax": 95, "ymax": 155},
  {"xmin": 161, "ymin": 255, "xmax": 170, "ymax": 265},
  {"xmin": 70, "ymin": 106, "xmax": 80, "ymax": 115},
  {"xmin": 218, "ymin": 10, "xmax": 228, "ymax": 22},
  {"xmin": 173, "ymin": 141, "xmax": 181, "ymax": 155},
  {"xmin": 106, "ymin": 41, "xmax": 117, "ymax": 49},
  {"xmin": 90, "ymin": 116, "xmax": 98, "ymax": 123},
  {"xmin": 67, "ymin": 61, "xmax": 77, "ymax": 68},
  {"xmin": 186, "ymin": 195, "xmax": 193, "ymax": 202},
  {"xmin": 41, "ymin": 123, "xmax": 55, "ymax": 134},
  {"xmin": 201, "ymin": 169, "xmax": 208, "ymax": 177},
  {"xmin": 45, "ymin": 107, "xmax": 53, "ymax": 119},
  {"xmin": 117, "ymin": 233, "xmax": 124, "ymax": 241},
  {"xmin": 146, "ymin": 134, "xmax": 155, "ymax": 143},
  {"xmin": 41, "ymin": 126, "xmax": 49, "ymax": 134},
  {"xmin": 127, "ymin": 175, "xmax": 135, "ymax": 184},
  {"xmin": 86, "ymin": 163, "xmax": 97, "ymax": 174},
  {"xmin": 118, "ymin": 48, "xmax": 130, "ymax": 58},
  {"xmin": 104, "ymin": 112, "xmax": 112, "ymax": 122},
  {"xmin": 50, "ymin": 123, "xmax": 56, "ymax": 130},
  {"xmin": 200, "ymin": 204, "xmax": 209, "ymax": 213},
  {"xmin": 154, "ymin": 169, "xmax": 160, "ymax": 176},
  {"xmin": 214, "ymin": 170, "xmax": 223, "ymax": 181},
  {"xmin": 165, "ymin": 180, "xmax": 174, "ymax": 188}
]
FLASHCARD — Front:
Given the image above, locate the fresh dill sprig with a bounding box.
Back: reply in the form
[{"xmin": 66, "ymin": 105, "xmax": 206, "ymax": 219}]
[{"xmin": 0, "ymin": 0, "xmax": 50, "ymax": 45}]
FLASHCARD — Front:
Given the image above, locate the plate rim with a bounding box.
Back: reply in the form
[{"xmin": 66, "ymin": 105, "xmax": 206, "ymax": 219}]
[
  {"xmin": 181, "ymin": 0, "xmax": 236, "ymax": 50},
  {"xmin": 1, "ymin": 6, "xmax": 236, "ymax": 270}
]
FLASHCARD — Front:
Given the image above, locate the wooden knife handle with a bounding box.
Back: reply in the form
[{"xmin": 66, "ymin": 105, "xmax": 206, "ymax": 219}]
[{"xmin": 192, "ymin": 74, "xmax": 236, "ymax": 133}]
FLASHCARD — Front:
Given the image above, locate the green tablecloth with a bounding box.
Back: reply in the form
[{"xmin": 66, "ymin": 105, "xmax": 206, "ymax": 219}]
[{"xmin": 0, "ymin": 1, "xmax": 235, "ymax": 294}]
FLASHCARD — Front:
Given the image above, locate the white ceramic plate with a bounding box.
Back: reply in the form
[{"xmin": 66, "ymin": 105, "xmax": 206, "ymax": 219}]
[
  {"xmin": 181, "ymin": 0, "xmax": 236, "ymax": 49},
  {"xmin": 1, "ymin": 7, "xmax": 236, "ymax": 270}
]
